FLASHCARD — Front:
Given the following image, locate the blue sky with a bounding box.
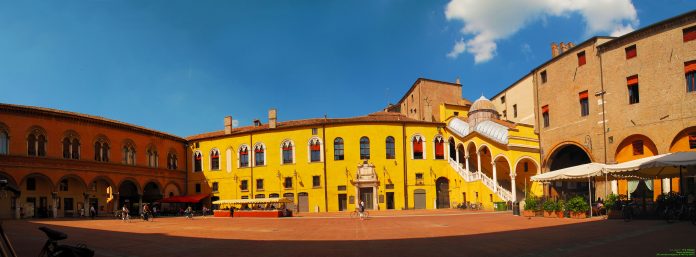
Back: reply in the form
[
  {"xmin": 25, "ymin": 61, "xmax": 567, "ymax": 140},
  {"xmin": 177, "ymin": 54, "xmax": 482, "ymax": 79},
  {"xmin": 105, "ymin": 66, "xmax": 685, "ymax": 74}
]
[{"xmin": 0, "ymin": 1, "xmax": 692, "ymax": 137}]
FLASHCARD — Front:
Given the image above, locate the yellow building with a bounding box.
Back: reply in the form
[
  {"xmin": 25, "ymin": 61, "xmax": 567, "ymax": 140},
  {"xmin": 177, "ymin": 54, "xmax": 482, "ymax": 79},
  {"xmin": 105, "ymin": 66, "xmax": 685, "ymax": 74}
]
[{"xmin": 186, "ymin": 79, "xmax": 542, "ymax": 213}]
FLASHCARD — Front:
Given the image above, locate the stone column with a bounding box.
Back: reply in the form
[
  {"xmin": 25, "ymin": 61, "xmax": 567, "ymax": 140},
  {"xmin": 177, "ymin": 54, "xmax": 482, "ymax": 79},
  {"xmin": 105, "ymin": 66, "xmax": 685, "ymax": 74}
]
[
  {"xmin": 373, "ymin": 186, "xmax": 379, "ymax": 210},
  {"xmin": 52, "ymin": 197, "xmax": 58, "ymax": 218},
  {"xmin": 477, "ymin": 153, "xmax": 481, "ymax": 173},
  {"xmin": 465, "ymin": 155, "xmax": 470, "ymax": 173},
  {"xmin": 510, "ymin": 173, "xmax": 517, "ymax": 202},
  {"xmin": 113, "ymin": 193, "xmax": 120, "ymax": 214},
  {"xmin": 138, "ymin": 195, "xmax": 143, "ymax": 214},
  {"xmin": 662, "ymin": 178, "xmax": 671, "ymax": 193},
  {"xmin": 14, "ymin": 198, "xmax": 20, "ymax": 220},
  {"xmin": 492, "ymin": 161, "xmax": 498, "ymax": 192}
]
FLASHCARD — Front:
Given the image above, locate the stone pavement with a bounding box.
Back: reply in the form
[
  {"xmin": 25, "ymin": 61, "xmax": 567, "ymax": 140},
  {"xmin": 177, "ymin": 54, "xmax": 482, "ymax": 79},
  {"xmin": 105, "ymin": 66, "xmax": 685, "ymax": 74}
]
[{"xmin": 3, "ymin": 210, "xmax": 693, "ymax": 257}]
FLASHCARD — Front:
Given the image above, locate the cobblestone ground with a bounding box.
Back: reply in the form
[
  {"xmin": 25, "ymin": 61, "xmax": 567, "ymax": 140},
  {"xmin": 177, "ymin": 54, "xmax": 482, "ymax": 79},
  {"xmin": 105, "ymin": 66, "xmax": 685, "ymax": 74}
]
[{"xmin": 3, "ymin": 210, "xmax": 693, "ymax": 257}]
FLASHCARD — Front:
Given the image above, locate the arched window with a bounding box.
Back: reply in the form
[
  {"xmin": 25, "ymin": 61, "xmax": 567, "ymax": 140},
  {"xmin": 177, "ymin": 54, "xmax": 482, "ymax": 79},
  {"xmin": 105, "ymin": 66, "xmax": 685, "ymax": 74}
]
[
  {"xmin": 360, "ymin": 136, "xmax": 370, "ymax": 160},
  {"xmin": 147, "ymin": 146, "xmax": 158, "ymax": 168},
  {"xmin": 193, "ymin": 151, "xmax": 202, "ymax": 172},
  {"xmin": 239, "ymin": 145, "xmax": 249, "ymax": 167},
  {"xmin": 71, "ymin": 138, "xmax": 80, "ymax": 159},
  {"xmin": 0, "ymin": 130, "xmax": 8, "ymax": 155},
  {"xmin": 334, "ymin": 137, "xmax": 344, "ymax": 160},
  {"xmin": 412, "ymin": 135, "xmax": 424, "ymax": 160},
  {"xmin": 309, "ymin": 138, "xmax": 321, "ymax": 162},
  {"xmin": 122, "ymin": 141, "xmax": 136, "ymax": 165},
  {"xmin": 94, "ymin": 138, "xmax": 110, "ymax": 162},
  {"xmin": 281, "ymin": 140, "xmax": 293, "ymax": 164},
  {"xmin": 27, "ymin": 128, "xmax": 46, "ymax": 157},
  {"xmin": 167, "ymin": 152, "xmax": 178, "ymax": 170},
  {"xmin": 63, "ymin": 138, "xmax": 71, "ymax": 159},
  {"xmin": 254, "ymin": 144, "xmax": 265, "ymax": 166},
  {"xmin": 385, "ymin": 136, "xmax": 395, "ymax": 159},
  {"xmin": 434, "ymin": 136, "xmax": 445, "ymax": 160},
  {"xmin": 210, "ymin": 149, "xmax": 220, "ymax": 170}
]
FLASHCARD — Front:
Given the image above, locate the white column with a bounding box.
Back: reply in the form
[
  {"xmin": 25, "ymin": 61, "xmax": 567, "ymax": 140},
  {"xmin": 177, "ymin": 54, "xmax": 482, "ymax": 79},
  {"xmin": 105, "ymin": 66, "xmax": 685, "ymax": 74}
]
[
  {"xmin": 455, "ymin": 147, "xmax": 460, "ymax": 164},
  {"xmin": 611, "ymin": 180, "xmax": 618, "ymax": 194},
  {"xmin": 662, "ymin": 178, "xmax": 671, "ymax": 193},
  {"xmin": 510, "ymin": 174, "xmax": 517, "ymax": 202},
  {"xmin": 476, "ymin": 153, "xmax": 481, "ymax": 173},
  {"xmin": 465, "ymin": 156, "xmax": 470, "ymax": 173},
  {"xmin": 354, "ymin": 186, "xmax": 359, "ymax": 209},
  {"xmin": 492, "ymin": 161, "xmax": 498, "ymax": 192},
  {"xmin": 373, "ymin": 186, "xmax": 379, "ymax": 210}
]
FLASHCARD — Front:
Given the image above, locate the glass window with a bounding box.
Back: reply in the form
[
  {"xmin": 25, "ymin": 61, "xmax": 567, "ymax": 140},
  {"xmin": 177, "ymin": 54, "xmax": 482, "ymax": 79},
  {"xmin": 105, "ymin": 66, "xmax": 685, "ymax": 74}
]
[
  {"xmin": 360, "ymin": 137, "xmax": 370, "ymax": 160},
  {"xmin": 71, "ymin": 138, "xmax": 80, "ymax": 159},
  {"xmin": 413, "ymin": 136, "xmax": 423, "ymax": 160},
  {"xmin": 577, "ymin": 51, "xmax": 586, "ymax": 66},
  {"xmin": 210, "ymin": 149, "xmax": 220, "ymax": 170},
  {"xmin": 256, "ymin": 179, "xmax": 264, "ymax": 190},
  {"xmin": 310, "ymin": 139, "xmax": 321, "ymax": 162},
  {"xmin": 540, "ymin": 70, "xmax": 547, "ymax": 83},
  {"xmin": 513, "ymin": 104, "xmax": 518, "ymax": 118},
  {"xmin": 212, "ymin": 182, "xmax": 218, "ymax": 192},
  {"xmin": 312, "ymin": 176, "xmax": 320, "ymax": 188},
  {"xmin": 194, "ymin": 151, "xmax": 202, "ymax": 172},
  {"xmin": 686, "ymin": 61, "xmax": 696, "ymax": 92},
  {"xmin": 542, "ymin": 105, "xmax": 549, "ymax": 128},
  {"xmin": 579, "ymin": 91, "xmax": 589, "ymax": 117},
  {"xmin": 195, "ymin": 183, "xmax": 201, "ymax": 193},
  {"xmin": 0, "ymin": 131, "xmax": 8, "ymax": 155},
  {"xmin": 27, "ymin": 134, "xmax": 36, "ymax": 156},
  {"xmin": 63, "ymin": 138, "xmax": 71, "ymax": 159},
  {"xmin": 434, "ymin": 136, "xmax": 444, "ymax": 160},
  {"xmin": 628, "ymin": 75, "xmax": 640, "ymax": 104},
  {"xmin": 386, "ymin": 136, "xmax": 395, "ymax": 159},
  {"xmin": 684, "ymin": 25, "xmax": 696, "ymax": 42},
  {"xmin": 284, "ymin": 177, "xmax": 293, "ymax": 189},
  {"xmin": 282, "ymin": 141, "xmax": 293, "ymax": 164},
  {"xmin": 240, "ymin": 180, "xmax": 248, "ymax": 191},
  {"xmin": 632, "ymin": 140, "xmax": 644, "ymax": 155},
  {"xmin": 239, "ymin": 146, "xmax": 249, "ymax": 167},
  {"xmin": 334, "ymin": 138, "xmax": 344, "ymax": 160},
  {"xmin": 254, "ymin": 144, "xmax": 265, "ymax": 166},
  {"xmin": 37, "ymin": 135, "xmax": 46, "ymax": 156},
  {"xmin": 415, "ymin": 173, "xmax": 424, "ymax": 185}
]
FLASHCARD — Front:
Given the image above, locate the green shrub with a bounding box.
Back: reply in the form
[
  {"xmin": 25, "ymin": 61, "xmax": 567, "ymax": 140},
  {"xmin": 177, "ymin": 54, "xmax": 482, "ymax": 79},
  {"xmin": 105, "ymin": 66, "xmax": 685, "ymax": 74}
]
[
  {"xmin": 565, "ymin": 196, "xmax": 590, "ymax": 213},
  {"xmin": 525, "ymin": 195, "xmax": 540, "ymax": 211},
  {"xmin": 556, "ymin": 200, "xmax": 565, "ymax": 212},
  {"xmin": 542, "ymin": 200, "xmax": 556, "ymax": 211},
  {"xmin": 604, "ymin": 194, "xmax": 619, "ymax": 210}
]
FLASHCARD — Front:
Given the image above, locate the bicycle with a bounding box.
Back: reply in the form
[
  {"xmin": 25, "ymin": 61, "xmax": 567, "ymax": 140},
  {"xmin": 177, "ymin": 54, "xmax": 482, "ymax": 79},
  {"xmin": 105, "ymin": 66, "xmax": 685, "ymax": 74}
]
[
  {"xmin": 621, "ymin": 201, "xmax": 636, "ymax": 222},
  {"xmin": 349, "ymin": 210, "xmax": 369, "ymax": 219},
  {"xmin": 37, "ymin": 226, "xmax": 94, "ymax": 257},
  {"xmin": 468, "ymin": 202, "xmax": 481, "ymax": 211}
]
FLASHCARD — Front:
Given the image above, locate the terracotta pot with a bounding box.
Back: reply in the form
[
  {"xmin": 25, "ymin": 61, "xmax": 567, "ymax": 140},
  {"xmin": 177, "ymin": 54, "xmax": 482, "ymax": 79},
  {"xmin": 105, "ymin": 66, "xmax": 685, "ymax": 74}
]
[
  {"xmin": 555, "ymin": 211, "xmax": 564, "ymax": 218},
  {"xmin": 522, "ymin": 210, "xmax": 535, "ymax": 217},
  {"xmin": 570, "ymin": 211, "xmax": 587, "ymax": 219},
  {"xmin": 543, "ymin": 211, "xmax": 555, "ymax": 218},
  {"xmin": 607, "ymin": 210, "xmax": 622, "ymax": 219},
  {"xmin": 535, "ymin": 211, "xmax": 544, "ymax": 217}
]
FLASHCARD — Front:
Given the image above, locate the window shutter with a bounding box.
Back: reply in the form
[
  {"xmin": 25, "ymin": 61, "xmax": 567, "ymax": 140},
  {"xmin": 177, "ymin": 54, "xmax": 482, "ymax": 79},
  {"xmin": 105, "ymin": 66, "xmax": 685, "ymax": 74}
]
[
  {"xmin": 625, "ymin": 45, "xmax": 637, "ymax": 59},
  {"xmin": 413, "ymin": 139, "xmax": 423, "ymax": 152},
  {"xmin": 684, "ymin": 26, "xmax": 696, "ymax": 42},
  {"xmin": 627, "ymin": 75, "xmax": 639, "ymax": 86},
  {"xmin": 310, "ymin": 144, "xmax": 321, "ymax": 151},
  {"xmin": 685, "ymin": 61, "xmax": 696, "ymax": 73},
  {"xmin": 435, "ymin": 142, "xmax": 444, "ymax": 156},
  {"xmin": 579, "ymin": 91, "xmax": 588, "ymax": 100},
  {"xmin": 577, "ymin": 52, "xmax": 586, "ymax": 66},
  {"xmin": 541, "ymin": 105, "xmax": 549, "ymax": 113}
]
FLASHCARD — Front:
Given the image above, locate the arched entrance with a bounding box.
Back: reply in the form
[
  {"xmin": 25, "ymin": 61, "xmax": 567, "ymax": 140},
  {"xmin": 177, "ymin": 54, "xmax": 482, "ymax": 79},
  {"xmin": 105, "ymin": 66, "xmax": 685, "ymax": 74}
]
[
  {"xmin": 435, "ymin": 177, "xmax": 450, "ymax": 209},
  {"xmin": 448, "ymin": 138, "xmax": 457, "ymax": 160},
  {"xmin": 669, "ymin": 127, "xmax": 696, "ymax": 196},
  {"xmin": 457, "ymin": 144, "xmax": 465, "ymax": 166},
  {"xmin": 467, "ymin": 142, "xmax": 478, "ymax": 172},
  {"xmin": 478, "ymin": 145, "xmax": 493, "ymax": 178},
  {"xmin": 615, "ymin": 135, "xmax": 659, "ymax": 201},
  {"xmin": 20, "ymin": 173, "xmax": 54, "ymax": 218},
  {"xmin": 546, "ymin": 143, "xmax": 592, "ymax": 198},
  {"xmin": 514, "ymin": 157, "xmax": 540, "ymax": 200},
  {"xmin": 0, "ymin": 172, "xmax": 19, "ymax": 219},
  {"xmin": 56, "ymin": 175, "xmax": 87, "ymax": 218},
  {"xmin": 493, "ymin": 156, "xmax": 511, "ymax": 198},
  {"xmin": 89, "ymin": 176, "xmax": 115, "ymax": 216},
  {"xmin": 118, "ymin": 180, "xmax": 140, "ymax": 215},
  {"xmin": 143, "ymin": 181, "xmax": 163, "ymax": 203}
]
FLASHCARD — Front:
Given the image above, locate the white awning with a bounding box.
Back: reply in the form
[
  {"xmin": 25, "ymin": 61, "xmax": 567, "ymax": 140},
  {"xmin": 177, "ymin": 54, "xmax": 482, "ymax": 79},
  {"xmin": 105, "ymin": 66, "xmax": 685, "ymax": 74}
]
[
  {"xmin": 604, "ymin": 152, "xmax": 696, "ymax": 179},
  {"xmin": 531, "ymin": 163, "xmax": 606, "ymax": 182}
]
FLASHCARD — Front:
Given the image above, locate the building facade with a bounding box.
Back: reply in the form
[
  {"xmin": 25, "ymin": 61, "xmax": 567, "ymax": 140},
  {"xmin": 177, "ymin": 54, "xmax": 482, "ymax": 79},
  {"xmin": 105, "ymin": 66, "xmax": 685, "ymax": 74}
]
[{"xmin": 0, "ymin": 104, "xmax": 187, "ymax": 219}]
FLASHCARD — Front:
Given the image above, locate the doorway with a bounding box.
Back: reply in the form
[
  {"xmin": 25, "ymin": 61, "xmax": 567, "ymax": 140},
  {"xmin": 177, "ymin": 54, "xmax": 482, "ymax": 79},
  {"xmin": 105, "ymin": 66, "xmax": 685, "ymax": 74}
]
[
  {"xmin": 358, "ymin": 188, "xmax": 374, "ymax": 210},
  {"xmin": 386, "ymin": 192, "xmax": 394, "ymax": 210},
  {"xmin": 436, "ymin": 177, "xmax": 450, "ymax": 209},
  {"xmin": 297, "ymin": 192, "xmax": 309, "ymax": 212},
  {"xmin": 414, "ymin": 189, "xmax": 426, "ymax": 209},
  {"xmin": 338, "ymin": 194, "xmax": 347, "ymax": 211}
]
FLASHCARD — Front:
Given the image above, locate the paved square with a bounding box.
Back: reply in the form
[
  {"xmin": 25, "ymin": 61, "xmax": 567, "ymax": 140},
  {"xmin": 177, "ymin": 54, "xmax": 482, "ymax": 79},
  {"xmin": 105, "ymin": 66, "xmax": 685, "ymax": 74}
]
[{"xmin": 4, "ymin": 210, "xmax": 693, "ymax": 257}]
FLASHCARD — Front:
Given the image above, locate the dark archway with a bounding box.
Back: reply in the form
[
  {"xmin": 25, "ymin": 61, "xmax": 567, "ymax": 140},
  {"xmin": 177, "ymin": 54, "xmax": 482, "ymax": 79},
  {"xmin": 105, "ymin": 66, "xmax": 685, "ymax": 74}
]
[
  {"xmin": 436, "ymin": 177, "xmax": 450, "ymax": 209},
  {"xmin": 118, "ymin": 180, "xmax": 139, "ymax": 214},
  {"xmin": 546, "ymin": 144, "xmax": 592, "ymax": 198},
  {"xmin": 448, "ymin": 138, "xmax": 456, "ymax": 160},
  {"xmin": 143, "ymin": 181, "xmax": 162, "ymax": 203},
  {"xmin": 467, "ymin": 143, "xmax": 478, "ymax": 172},
  {"xmin": 457, "ymin": 144, "xmax": 465, "ymax": 166}
]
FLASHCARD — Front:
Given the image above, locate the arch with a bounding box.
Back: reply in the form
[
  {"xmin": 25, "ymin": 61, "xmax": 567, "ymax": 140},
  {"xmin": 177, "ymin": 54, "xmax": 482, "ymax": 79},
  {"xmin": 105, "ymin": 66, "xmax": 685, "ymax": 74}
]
[
  {"xmin": 19, "ymin": 172, "xmax": 54, "ymax": 190},
  {"xmin": 88, "ymin": 175, "xmax": 116, "ymax": 189},
  {"xmin": 163, "ymin": 181, "xmax": 182, "ymax": 197},
  {"xmin": 411, "ymin": 134, "xmax": 426, "ymax": 160},
  {"xmin": 614, "ymin": 134, "xmax": 658, "ymax": 163},
  {"xmin": 359, "ymin": 136, "xmax": 370, "ymax": 160},
  {"xmin": 466, "ymin": 141, "xmax": 477, "ymax": 156},
  {"xmin": 61, "ymin": 129, "xmax": 81, "ymax": 140},
  {"xmin": 333, "ymin": 137, "xmax": 344, "ymax": 160},
  {"xmin": 513, "ymin": 156, "xmax": 541, "ymax": 175},
  {"xmin": 544, "ymin": 142, "xmax": 593, "ymax": 198},
  {"xmin": 238, "ymin": 144, "xmax": 250, "ymax": 167},
  {"xmin": 0, "ymin": 122, "xmax": 9, "ymax": 134},
  {"xmin": 435, "ymin": 177, "xmax": 450, "ymax": 209},
  {"xmin": 280, "ymin": 139, "xmax": 295, "ymax": 164},
  {"xmin": 543, "ymin": 141, "xmax": 594, "ymax": 171},
  {"xmin": 210, "ymin": 148, "xmax": 220, "ymax": 170},
  {"xmin": 26, "ymin": 126, "xmax": 47, "ymax": 139},
  {"xmin": 308, "ymin": 137, "xmax": 323, "ymax": 162},
  {"xmin": 142, "ymin": 180, "xmax": 163, "ymax": 202},
  {"xmin": 478, "ymin": 144, "xmax": 493, "ymax": 176},
  {"xmin": 669, "ymin": 126, "xmax": 696, "ymax": 152},
  {"xmin": 92, "ymin": 134, "xmax": 111, "ymax": 145},
  {"xmin": 493, "ymin": 155, "xmax": 512, "ymax": 194},
  {"xmin": 477, "ymin": 143, "xmax": 491, "ymax": 155},
  {"xmin": 56, "ymin": 174, "xmax": 88, "ymax": 192},
  {"xmin": 433, "ymin": 135, "xmax": 445, "ymax": 160},
  {"xmin": 467, "ymin": 142, "xmax": 479, "ymax": 172},
  {"xmin": 254, "ymin": 142, "xmax": 266, "ymax": 166},
  {"xmin": 117, "ymin": 177, "xmax": 142, "ymax": 195},
  {"xmin": 0, "ymin": 171, "xmax": 18, "ymax": 187},
  {"xmin": 456, "ymin": 143, "xmax": 465, "ymax": 166},
  {"xmin": 448, "ymin": 137, "xmax": 456, "ymax": 160}
]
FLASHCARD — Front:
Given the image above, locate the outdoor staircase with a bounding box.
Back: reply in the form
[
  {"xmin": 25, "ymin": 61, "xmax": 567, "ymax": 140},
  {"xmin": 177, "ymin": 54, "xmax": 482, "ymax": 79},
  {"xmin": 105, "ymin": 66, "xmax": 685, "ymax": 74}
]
[{"xmin": 448, "ymin": 157, "xmax": 513, "ymax": 202}]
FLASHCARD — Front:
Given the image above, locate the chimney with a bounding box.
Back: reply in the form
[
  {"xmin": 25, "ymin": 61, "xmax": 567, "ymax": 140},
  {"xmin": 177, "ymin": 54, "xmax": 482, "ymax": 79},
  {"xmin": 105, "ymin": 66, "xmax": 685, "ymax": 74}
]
[
  {"xmin": 253, "ymin": 119, "xmax": 262, "ymax": 127},
  {"xmin": 269, "ymin": 108, "xmax": 277, "ymax": 129},
  {"xmin": 568, "ymin": 42, "xmax": 575, "ymax": 48},
  {"xmin": 560, "ymin": 42, "xmax": 569, "ymax": 53},
  {"xmin": 224, "ymin": 116, "xmax": 233, "ymax": 135},
  {"xmin": 551, "ymin": 42, "xmax": 559, "ymax": 57},
  {"xmin": 455, "ymin": 77, "xmax": 461, "ymax": 85}
]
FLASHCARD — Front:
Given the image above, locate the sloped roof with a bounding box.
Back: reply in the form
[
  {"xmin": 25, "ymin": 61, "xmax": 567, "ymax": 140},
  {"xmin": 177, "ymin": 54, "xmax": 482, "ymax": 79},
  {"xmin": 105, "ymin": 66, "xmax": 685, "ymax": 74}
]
[
  {"xmin": 187, "ymin": 111, "xmax": 442, "ymax": 141},
  {"xmin": 446, "ymin": 117, "xmax": 509, "ymax": 145}
]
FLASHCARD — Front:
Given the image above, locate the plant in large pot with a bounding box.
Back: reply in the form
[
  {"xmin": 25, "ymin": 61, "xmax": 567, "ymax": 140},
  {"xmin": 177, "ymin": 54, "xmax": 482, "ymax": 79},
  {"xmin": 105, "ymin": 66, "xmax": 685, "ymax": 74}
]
[
  {"xmin": 604, "ymin": 194, "xmax": 621, "ymax": 219},
  {"xmin": 555, "ymin": 200, "xmax": 565, "ymax": 218},
  {"xmin": 542, "ymin": 199, "xmax": 557, "ymax": 218},
  {"xmin": 523, "ymin": 195, "xmax": 541, "ymax": 217},
  {"xmin": 565, "ymin": 196, "xmax": 590, "ymax": 219}
]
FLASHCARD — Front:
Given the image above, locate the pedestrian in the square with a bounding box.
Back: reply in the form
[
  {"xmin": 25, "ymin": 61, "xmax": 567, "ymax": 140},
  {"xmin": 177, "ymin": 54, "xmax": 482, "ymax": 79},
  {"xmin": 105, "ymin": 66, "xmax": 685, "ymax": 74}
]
[{"xmin": 90, "ymin": 205, "xmax": 96, "ymax": 219}]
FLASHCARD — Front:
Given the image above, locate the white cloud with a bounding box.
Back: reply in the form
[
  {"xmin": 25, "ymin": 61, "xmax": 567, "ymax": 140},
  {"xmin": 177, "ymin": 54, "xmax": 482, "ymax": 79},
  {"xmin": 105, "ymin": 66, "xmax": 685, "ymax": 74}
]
[
  {"xmin": 445, "ymin": 0, "xmax": 638, "ymax": 63},
  {"xmin": 447, "ymin": 38, "xmax": 467, "ymax": 59}
]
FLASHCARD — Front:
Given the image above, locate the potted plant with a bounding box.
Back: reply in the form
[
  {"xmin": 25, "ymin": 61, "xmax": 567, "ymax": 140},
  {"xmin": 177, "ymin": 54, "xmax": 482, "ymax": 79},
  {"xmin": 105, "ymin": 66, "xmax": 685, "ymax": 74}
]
[
  {"xmin": 523, "ymin": 195, "xmax": 540, "ymax": 217},
  {"xmin": 565, "ymin": 196, "xmax": 589, "ymax": 219},
  {"xmin": 604, "ymin": 194, "xmax": 621, "ymax": 219},
  {"xmin": 543, "ymin": 199, "xmax": 557, "ymax": 218},
  {"xmin": 555, "ymin": 200, "xmax": 565, "ymax": 218}
]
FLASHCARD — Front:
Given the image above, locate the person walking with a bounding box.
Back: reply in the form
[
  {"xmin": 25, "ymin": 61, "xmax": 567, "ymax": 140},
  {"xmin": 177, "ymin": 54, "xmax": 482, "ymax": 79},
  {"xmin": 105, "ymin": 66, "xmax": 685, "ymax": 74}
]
[
  {"xmin": 122, "ymin": 206, "xmax": 130, "ymax": 222},
  {"xmin": 142, "ymin": 204, "xmax": 150, "ymax": 221},
  {"xmin": 185, "ymin": 206, "xmax": 193, "ymax": 219},
  {"xmin": 89, "ymin": 205, "xmax": 96, "ymax": 219},
  {"xmin": 359, "ymin": 200, "xmax": 366, "ymax": 220}
]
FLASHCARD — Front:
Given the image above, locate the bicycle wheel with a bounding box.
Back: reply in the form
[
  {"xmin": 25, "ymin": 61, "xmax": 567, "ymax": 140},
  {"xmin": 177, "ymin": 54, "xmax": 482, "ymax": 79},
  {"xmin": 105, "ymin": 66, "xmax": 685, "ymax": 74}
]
[{"xmin": 350, "ymin": 211, "xmax": 357, "ymax": 219}]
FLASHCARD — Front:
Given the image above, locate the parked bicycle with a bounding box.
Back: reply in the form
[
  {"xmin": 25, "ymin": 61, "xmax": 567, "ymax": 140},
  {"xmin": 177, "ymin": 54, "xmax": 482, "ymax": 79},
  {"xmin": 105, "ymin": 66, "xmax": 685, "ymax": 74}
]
[
  {"xmin": 621, "ymin": 201, "xmax": 637, "ymax": 222},
  {"xmin": 468, "ymin": 202, "xmax": 481, "ymax": 211}
]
